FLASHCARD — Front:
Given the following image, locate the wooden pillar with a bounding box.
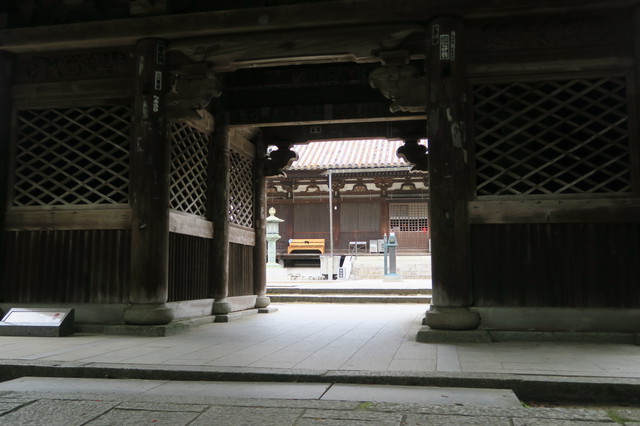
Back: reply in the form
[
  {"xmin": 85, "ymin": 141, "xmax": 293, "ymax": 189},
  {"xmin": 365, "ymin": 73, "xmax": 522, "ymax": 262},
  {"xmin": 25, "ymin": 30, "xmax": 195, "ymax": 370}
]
[
  {"xmin": 632, "ymin": 8, "xmax": 640, "ymax": 194},
  {"xmin": 211, "ymin": 120, "xmax": 231, "ymax": 314},
  {"xmin": 422, "ymin": 16, "xmax": 479, "ymax": 330},
  {"xmin": 253, "ymin": 135, "xmax": 270, "ymax": 309},
  {"xmin": 126, "ymin": 38, "xmax": 172, "ymax": 325},
  {"xmin": 0, "ymin": 52, "xmax": 13, "ymax": 286}
]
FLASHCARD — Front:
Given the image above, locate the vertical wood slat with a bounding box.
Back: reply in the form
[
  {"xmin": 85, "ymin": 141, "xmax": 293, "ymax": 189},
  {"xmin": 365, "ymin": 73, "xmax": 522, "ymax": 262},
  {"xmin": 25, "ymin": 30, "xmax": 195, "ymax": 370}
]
[
  {"xmin": 167, "ymin": 232, "xmax": 210, "ymax": 302},
  {"xmin": 471, "ymin": 223, "xmax": 640, "ymax": 308},
  {"xmin": 229, "ymin": 242, "xmax": 254, "ymax": 297},
  {"xmin": 3, "ymin": 229, "xmax": 131, "ymax": 304},
  {"xmin": 130, "ymin": 38, "xmax": 170, "ymax": 304}
]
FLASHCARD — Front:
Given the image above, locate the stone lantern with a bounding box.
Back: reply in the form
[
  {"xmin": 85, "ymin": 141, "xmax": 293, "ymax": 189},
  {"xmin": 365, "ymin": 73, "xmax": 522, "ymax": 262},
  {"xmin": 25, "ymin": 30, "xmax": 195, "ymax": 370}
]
[{"xmin": 266, "ymin": 207, "xmax": 284, "ymax": 268}]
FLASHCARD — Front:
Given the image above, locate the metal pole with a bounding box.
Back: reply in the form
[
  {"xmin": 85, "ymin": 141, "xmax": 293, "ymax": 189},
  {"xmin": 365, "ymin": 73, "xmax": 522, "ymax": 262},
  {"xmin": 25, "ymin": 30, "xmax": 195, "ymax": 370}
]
[{"xmin": 328, "ymin": 169, "xmax": 334, "ymax": 280}]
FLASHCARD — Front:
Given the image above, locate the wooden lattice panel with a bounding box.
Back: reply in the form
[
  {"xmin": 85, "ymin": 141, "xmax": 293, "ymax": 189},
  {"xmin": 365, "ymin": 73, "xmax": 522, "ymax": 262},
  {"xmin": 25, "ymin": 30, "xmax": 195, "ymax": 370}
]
[
  {"xmin": 229, "ymin": 150, "xmax": 254, "ymax": 228},
  {"xmin": 169, "ymin": 123, "xmax": 209, "ymax": 216},
  {"xmin": 389, "ymin": 203, "xmax": 428, "ymax": 232},
  {"xmin": 474, "ymin": 76, "xmax": 631, "ymax": 196},
  {"xmin": 13, "ymin": 105, "xmax": 131, "ymax": 206}
]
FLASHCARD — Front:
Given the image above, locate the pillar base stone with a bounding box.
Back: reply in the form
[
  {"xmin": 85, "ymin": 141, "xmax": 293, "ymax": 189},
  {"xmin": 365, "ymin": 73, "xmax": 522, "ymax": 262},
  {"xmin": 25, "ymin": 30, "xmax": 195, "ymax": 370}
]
[
  {"xmin": 255, "ymin": 295, "xmax": 271, "ymax": 309},
  {"xmin": 124, "ymin": 303, "xmax": 173, "ymax": 325},
  {"xmin": 423, "ymin": 306, "xmax": 480, "ymax": 330},
  {"xmin": 212, "ymin": 299, "xmax": 232, "ymax": 315}
]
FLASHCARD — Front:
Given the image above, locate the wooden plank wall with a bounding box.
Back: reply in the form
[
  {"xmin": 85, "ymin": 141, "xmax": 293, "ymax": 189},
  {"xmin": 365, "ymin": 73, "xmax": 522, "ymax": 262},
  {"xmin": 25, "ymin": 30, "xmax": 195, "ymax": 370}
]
[
  {"xmin": 167, "ymin": 232, "xmax": 210, "ymax": 302},
  {"xmin": 3, "ymin": 229, "xmax": 130, "ymax": 304},
  {"xmin": 228, "ymin": 242, "xmax": 253, "ymax": 297},
  {"xmin": 471, "ymin": 223, "xmax": 640, "ymax": 308},
  {"xmin": 339, "ymin": 201, "xmax": 379, "ymax": 249}
]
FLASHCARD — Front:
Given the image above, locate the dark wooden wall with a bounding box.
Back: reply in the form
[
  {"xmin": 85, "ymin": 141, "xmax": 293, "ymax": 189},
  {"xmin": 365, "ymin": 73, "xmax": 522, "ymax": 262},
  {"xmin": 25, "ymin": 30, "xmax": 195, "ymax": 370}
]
[
  {"xmin": 167, "ymin": 232, "xmax": 210, "ymax": 302},
  {"xmin": 339, "ymin": 201, "xmax": 380, "ymax": 248},
  {"xmin": 229, "ymin": 242, "xmax": 254, "ymax": 297},
  {"xmin": 292, "ymin": 202, "xmax": 330, "ymax": 242},
  {"xmin": 465, "ymin": 9, "xmax": 640, "ymax": 311},
  {"xmin": 471, "ymin": 223, "xmax": 640, "ymax": 308},
  {"xmin": 3, "ymin": 229, "xmax": 130, "ymax": 304}
]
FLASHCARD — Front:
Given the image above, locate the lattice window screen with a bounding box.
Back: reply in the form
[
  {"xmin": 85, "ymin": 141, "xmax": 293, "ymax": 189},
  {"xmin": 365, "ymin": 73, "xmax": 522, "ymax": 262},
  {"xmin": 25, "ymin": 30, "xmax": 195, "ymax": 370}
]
[
  {"xmin": 229, "ymin": 150, "xmax": 254, "ymax": 228},
  {"xmin": 12, "ymin": 105, "xmax": 131, "ymax": 206},
  {"xmin": 474, "ymin": 77, "xmax": 631, "ymax": 196},
  {"xmin": 389, "ymin": 203, "xmax": 428, "ymax": 231},
  {"xmin": 169, "ymin": 123, "xmax": 209, "ymax": 216}
]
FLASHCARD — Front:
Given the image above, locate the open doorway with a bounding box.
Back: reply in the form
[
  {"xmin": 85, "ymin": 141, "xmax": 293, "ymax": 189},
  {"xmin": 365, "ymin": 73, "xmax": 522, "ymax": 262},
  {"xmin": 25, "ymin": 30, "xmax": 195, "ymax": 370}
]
[{"xmin": 262, "ymin": 138, "xmax": 432, "ymax": 304}]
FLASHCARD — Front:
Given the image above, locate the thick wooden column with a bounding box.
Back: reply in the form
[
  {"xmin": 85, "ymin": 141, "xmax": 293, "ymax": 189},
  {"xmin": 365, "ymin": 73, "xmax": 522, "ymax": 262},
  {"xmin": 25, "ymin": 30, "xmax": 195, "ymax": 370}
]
[
  {"xmin": 253, "ymin": 136, "xmax": 270, "ymax": 309},
  {"xmin": 422, "ymin": 16, "xmax": 479, "ymax": 330},
  {"xmin": 0, "ymin": 52, "xmax": 13, "ymax": 286},
  {"xmin": 211, "ymin": 120, "xmax": 231, "ymax": 314},
  {"xmin": 126, "ymin": 38, "xmax": 172, "ymax": 325}
]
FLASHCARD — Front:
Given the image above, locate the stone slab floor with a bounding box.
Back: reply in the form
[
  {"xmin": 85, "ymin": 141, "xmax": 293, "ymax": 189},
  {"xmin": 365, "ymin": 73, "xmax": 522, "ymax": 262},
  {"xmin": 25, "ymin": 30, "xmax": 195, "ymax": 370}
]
[{"xmin": 0, "ymin": 303, "xmax": 638, "ymax": 379}]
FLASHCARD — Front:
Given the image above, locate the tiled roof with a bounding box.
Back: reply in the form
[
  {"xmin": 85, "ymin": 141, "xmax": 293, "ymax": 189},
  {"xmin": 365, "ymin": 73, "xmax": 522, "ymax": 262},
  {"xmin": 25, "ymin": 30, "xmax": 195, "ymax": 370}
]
[{"xmin": 284, "ymin": 139, "xmax": 425, "ymax": 171}]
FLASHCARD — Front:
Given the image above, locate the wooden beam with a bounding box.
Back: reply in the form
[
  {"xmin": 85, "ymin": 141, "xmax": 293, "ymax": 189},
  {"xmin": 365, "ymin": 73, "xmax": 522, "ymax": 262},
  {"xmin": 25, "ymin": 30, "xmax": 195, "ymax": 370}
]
[
  {"xmin": 11, "ymin": 78, "xmax": 134, "ymax": 107},
  {"xmin": 229, "ymin": 223, "xmax": 256, "ymax": 246},
  {"xmin": 0, "ymin": 0, "xmax": 633, "ymax": 54},
  {"xmin": 259, "ymin": 120, "xmax": 426, "ymax": 144},
  {"xmin": 168, "ymin": 210, "xmax": 213, "ymax": 238},
  {"xmin": 129, "ymin": 38, "xmax": 171, "ymax": 307},
  {"xmin": 228, "ymin": 103, "xmax": 425, "ymax": 127},
  {"xmin": 6, "ymin": 207, "xmax": 132, "ymax": 230},
  {"xmin": 169, "ymin": 24, "xmax": 425, "ymax": 71},
  {"xmin": 469, "ymin": 198, "xmax": 640, "ymax": 224},
  {"xmin": 229, "ymin": 128, "xmax": 255, "ymax": 159}
]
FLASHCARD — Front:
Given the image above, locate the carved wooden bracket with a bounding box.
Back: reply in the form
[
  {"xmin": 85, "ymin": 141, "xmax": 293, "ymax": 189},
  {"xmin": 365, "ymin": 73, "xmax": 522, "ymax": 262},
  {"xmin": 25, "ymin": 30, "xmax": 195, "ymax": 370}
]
[
  {"xmin": 397, "ymin": 139, "xmax": 428, "ymax": 172},
  {"xmin": 166, "ymin": 63, "xmax": 221, "ymax": 123},
  {"xmin": 264, "ymin": 144, "xmax": 298, "ymax": 177},
  {"xmin": 369, "ymin": 64, "xmax": 427, "ymax": 113}
]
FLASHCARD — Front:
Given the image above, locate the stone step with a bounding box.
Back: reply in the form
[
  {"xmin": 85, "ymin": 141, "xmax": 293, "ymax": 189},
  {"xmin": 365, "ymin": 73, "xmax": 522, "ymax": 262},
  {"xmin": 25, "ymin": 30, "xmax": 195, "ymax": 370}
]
[
  {"xmin": 268, "ymin": 287, "xmax": 431, "ymax": 295},
  {"xmin": 268, "ymin": 294, "xmax": 432, "ymax": 304}
]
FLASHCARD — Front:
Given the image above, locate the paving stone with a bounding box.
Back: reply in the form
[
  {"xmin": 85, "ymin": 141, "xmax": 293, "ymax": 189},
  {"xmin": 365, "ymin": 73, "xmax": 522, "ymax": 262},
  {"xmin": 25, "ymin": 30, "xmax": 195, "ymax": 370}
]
[
  {"xmin": 405, "ymin": 414, "xmax": 511, "ymax": 425},
  {"xmin": 511, "ymin": 420, "xmax": 615, "ymax": 425},
  {"xmin": 190, "ymin": 406, "xmax": 303, "ymax": 426},
  {"xmin": 301, "ymin": 408, "xmax": 402, "ymax": 425},
  {"xmin": 609, "ymin": 408, "xmax": 640, "ymax": 422},
  {"xmin": 366, "ymin": 402, "xmax": 613, "ymax": 421},
  {"xmin": 323, "ymin": 384, "xmax": 521, "ymax": 407},
  {"xmin": 87, "ymin": 408, "xmax": 200, "ymax": 425},
  {"xmin": 0, "ymin": 399, "xmax": 117, "ymax": 425},
  {"xmin": 0, "ymin": 400, "xmax": 32, "ymax": 414},
  {"xmin": 116, "ymin": 401, "xmax": 209, "ymax": 412},
  {"xmin": 0, "ymin": 377, "xmax": 165, "ymax": 394}
]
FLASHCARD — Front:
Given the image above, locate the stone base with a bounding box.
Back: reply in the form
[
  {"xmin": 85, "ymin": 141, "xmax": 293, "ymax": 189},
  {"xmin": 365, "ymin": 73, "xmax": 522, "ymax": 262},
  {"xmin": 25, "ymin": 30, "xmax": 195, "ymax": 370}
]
[
  {"xmin": 124, "ymin": 303, "xmax": 173, "ymax": 325},
  {"xmin": 212, "ymin": 299, "xmax": 232, "ymax": 315},
  {"xmin": 214, "ymin": 309, "xmax": 259, "ymax": 323},
  {"xmin": 383, "ymin": 274, "xmax": 403, "ymax": 282},
  {"xmin": 417, "ymin": 328, "xmax": 491, "ymax": 343},
  {"xmin": 417, "ymin": 326, "xmax": 640, "ymax": 345},
  {"xmin": 258, "ymin": 306, "xmax": 279, "ymax": 314},
  {"xmin": 423, "ymin": 306, "xmax": 480, "ymax": 330},
  {"xmin": 255, "ymin": 295, "xmax": 271, "ymax": 309},
  {"xmin": 78, "ymin": 316, "xmax": 216, "ymax": 337}
]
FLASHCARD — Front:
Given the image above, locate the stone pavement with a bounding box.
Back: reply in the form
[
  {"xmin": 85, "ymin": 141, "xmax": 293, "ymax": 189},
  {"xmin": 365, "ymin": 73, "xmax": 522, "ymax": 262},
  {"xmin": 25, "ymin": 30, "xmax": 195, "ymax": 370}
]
[
  {"xmin": 0, "ymin": 379, "xmax": 639, "ymax": 425},
  {"xmin": 0, "ymin": 303, "xmax": 639, "ymax": 423}
]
